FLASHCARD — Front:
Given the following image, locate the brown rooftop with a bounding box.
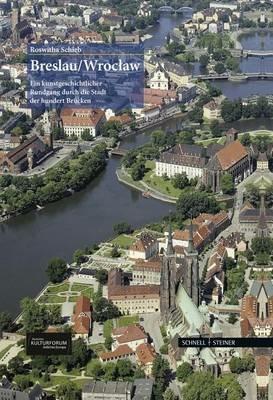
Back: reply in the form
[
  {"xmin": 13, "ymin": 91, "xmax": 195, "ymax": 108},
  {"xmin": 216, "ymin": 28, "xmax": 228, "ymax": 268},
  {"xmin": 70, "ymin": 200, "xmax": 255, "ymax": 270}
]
[{"xmin": 216, "ymin": 140, "xmax": 248, "ymax": 171}]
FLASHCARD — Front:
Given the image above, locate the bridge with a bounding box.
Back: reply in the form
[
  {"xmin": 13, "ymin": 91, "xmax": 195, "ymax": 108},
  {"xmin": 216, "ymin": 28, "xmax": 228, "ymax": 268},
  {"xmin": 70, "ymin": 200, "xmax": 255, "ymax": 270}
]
[
  {"xmin": 158, "ymin": 6, "xmax": 193, "ymax": 13},
  {"xmin": 194, "ymin": 72, "xmax": 273, "ymax": 81},
  {"xmin": 110, "ymin": 148, "xmax": 128, "ymax": 157},
  {"xmin": 243, "ymin": 50, "xmax": 273, "ymax": 57}
]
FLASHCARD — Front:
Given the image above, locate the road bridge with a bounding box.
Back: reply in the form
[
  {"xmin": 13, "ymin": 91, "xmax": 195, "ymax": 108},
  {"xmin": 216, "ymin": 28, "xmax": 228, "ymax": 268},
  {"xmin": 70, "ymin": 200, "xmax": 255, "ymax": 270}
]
[
  {"xmin": 243, "ymin": 50, "xmax": 273, "ymax": 57},
  {"xmin": 158, "ymin": 6, "xmax": 193, "ymax": 13},
  {"xmin": 194, "ymin": 72, "xmax": 273, "ymax": 81}
]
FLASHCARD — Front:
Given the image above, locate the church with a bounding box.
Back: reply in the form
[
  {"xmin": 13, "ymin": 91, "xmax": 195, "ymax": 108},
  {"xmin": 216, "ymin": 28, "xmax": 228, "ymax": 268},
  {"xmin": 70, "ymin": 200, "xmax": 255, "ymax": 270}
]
[{"xmin": 160, "ymin": 224, "xmax": 234, "ymax": 373}]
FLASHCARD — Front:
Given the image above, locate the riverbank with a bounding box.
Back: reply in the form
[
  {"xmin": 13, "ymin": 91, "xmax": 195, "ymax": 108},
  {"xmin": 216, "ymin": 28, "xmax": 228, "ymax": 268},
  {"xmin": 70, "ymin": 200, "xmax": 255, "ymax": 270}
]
[
  {"xmin": 0, "ymin": 144, "xmax": 107, "ymax": 224},
  {"xmin": 116, "ymin": 167, "xmax": 177, "ymax": 203}
]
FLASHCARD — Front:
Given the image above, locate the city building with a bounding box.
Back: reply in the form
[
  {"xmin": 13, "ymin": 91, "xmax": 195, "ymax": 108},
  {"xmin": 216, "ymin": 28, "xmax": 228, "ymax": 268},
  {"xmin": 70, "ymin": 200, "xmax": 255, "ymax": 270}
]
[
  {"xmin": 132, "ymin": 258, "xmax": 161, "ymax": 285},
  {"xmin": 177, "ymin": 84, "xmax": 197, "ymax": 104},
  {"xmin": 82, "ymin": 379, "xmax": 154, "ymax": 400},
  {"xmin": 82, "ymin": 381, "xmax": 133, "ymax": 400},
  {"xmin": 128, "ymin": 232, "xmax": 158, "ymax": 260},
  {"xmin": 241, "ymin": 280, "xmax": 273, "ymax": 337},
  {"xmin": 108, "ymin": 283, "xmax": 160, "ymax": 314},
  {"xmin": 0, "ymin": 135, "xmax": 52, "ymax": 174},
  {"xmin": 100, "ymin": 344, "xmax": 136, "ymax": 363},
  {"xmin": 203, "ymin": 100, "xmax": 222, "ymax": 120},
  {"xmin": 239, "ymin": 193, "xmax": 273, "ymax": 237},
  {"xmin": 111, "ymin": 324, "xmax": 148, "ymax": 351},
  {"xmin": 257, "ymin": 152, "xmax": 268, "ymax": 171},
  {"xmin": 60, "ymin": 108, "xmax": 106, "ymax": 138},
  {"xmin": 155, "ymin": 143, "xmax": 207, "ymax": 180},
  {"xmin": 132, "ymin": 379, "xmax": 153, "ymax": 400},
  {"xmin": 149, "ymin": 64, "xmax": 169, "ymax": 90},
  {"xmin": 204, "ymin": 138, "xmax": 253, "ymax": 192},
  {"xmin": 72, "ymin": 296, "xmax": 92, "ymax": 339},
  {"xmin": 0, "ymin": 378, "xmax": 46, "ymax": 400},
  {"xmin": 135, "ymin": 343, "xmax": 156, "ymax": 375}
]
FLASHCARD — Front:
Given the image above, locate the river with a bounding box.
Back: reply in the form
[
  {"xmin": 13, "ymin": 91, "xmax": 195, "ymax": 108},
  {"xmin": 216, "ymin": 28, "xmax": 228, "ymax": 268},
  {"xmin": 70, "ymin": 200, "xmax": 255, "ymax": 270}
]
[{"xmin": 1, "ymin": 16, "xmax": 273, "ymax": 316}]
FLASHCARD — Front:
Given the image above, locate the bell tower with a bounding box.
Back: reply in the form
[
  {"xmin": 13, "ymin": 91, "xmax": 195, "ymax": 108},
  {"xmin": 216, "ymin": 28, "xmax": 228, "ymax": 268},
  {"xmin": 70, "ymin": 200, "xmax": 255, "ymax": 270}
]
[
  {"xmin": 160, "ymin": 224, "xmax": 177, "ymax": 324},
  {"xmin": 184, "ymin": 221, "xmax": 200, "ymax": 307}
]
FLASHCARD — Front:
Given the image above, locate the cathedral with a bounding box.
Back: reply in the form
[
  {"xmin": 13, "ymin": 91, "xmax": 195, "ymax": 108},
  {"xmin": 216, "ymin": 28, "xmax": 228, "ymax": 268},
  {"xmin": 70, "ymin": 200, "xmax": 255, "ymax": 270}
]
[
  {"xmin": 160, "ymin": 221, "xmax": 200, "ymax": 325},
  {"xmin": 159, "ymin": 224, "xmax": 235, "ymax": 374}
]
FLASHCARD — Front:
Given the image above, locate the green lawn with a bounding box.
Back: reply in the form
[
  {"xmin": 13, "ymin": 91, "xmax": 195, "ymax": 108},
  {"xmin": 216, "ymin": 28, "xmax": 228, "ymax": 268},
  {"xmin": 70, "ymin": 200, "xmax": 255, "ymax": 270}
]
[
  {"xmin": 47, "ymin": 283, "xmax": 70, "ymax": 294},
  {"xmin": 70, "ymin": 284, "xmax": 94, "ymax": 299},
  {"xmin": 103, "ymin": 320, "xmax": 114, "ymax": 338},
  {"xmin": 59, "ymin": 366, "xmax": 82, "ymax": 376},
  {"xmin": 38, "ymin": 294, "xmax": 67, "ymax": 304},
  {"xmin": 116, "ymin": 315, "xmax": 139, "ymax": 328},
  {"xmin": 68, "ymin": 296, "xmax": 79, "ymax": 302},
  {"xmin": 103, "ymin": 315, "xmax": 139, "ymax": 338},
  {"xmin": 90, "ymin": 343, "xmax": 106, "ymax": 355},
  {"xmin": 74, "ymin": 379, "xmax": 93, "ymax": 389},
  {"xmin": 142, "ymin": 160, "xmax": 182, "ymax": 198},
  {"xmin": 111, "ymin": 234, "xmax": 135, "ymax": 249},
  {"xmin": 0, "ymin": 344, "xmax": 13, "ymax": 360}
]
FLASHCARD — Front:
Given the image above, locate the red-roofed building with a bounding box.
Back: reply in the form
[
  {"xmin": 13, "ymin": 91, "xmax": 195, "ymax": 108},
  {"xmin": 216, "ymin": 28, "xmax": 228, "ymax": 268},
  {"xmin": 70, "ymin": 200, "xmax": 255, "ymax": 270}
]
[
  {"xmin": 72, "ymin": 296, "xmax": 92, "ymax": 339},
  {"xmin": 129, "ymin": 232, "xmax": 158, "ymax": 260},
  {"xmin": 204, "ymin": 138, "xmax": 253, "ymax": 192},
  {"xmin": 112, "ymin": 324, "xmax": 148, "ymax": 351},
  {"xmin": 99, "ymin": 344, "xmax": 135, "ymax": 363},
  {"xmin": 60, "ymin": 108, "xmax": 106, "ymax": 138},
  {"xmin": 136, "ymin": 343, "xmax": 156, "ymax": 375}
]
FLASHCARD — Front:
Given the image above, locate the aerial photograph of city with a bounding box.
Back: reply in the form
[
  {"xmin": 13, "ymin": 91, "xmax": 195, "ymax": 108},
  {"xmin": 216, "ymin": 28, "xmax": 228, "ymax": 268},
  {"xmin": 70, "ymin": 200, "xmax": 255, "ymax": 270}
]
[{"xmin": 2, "ymin": 0, "xmax": 273, "ymax": 399}]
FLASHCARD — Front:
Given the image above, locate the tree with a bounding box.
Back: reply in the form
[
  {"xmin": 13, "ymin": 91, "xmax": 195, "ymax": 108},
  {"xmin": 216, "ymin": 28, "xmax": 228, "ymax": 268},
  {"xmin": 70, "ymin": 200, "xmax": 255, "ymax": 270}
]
[
  {"xmin": 240, "ymin": 133, "xmax": 251, "ymax": 146},
  {"xmin": 220, "ymin": 173, "xmax": 234, "ymax": 195},
  {"xmin": 152, "ymin": 130, "xmax": 166, "ymax": 148},
  {"xmin": 172, "ymin": 173, "xmax": 189, "ymax": 190},
  {"xmin": 228, "ymin": 313, "xmax": 237, "ymax": 324},
  {"xmin": 113, "ymin": 222, "xmax": 132, "ymax": 235},
  {"xmin": 11, "ymin": 126, "xmax": 23, "ymax": 136},
  {"xmin": 86, "ymin": 359, "xmax": 104, "ymax": 379},
  {"xmin": 188, "ymin": 106, "xmax": 203, "ymax": 124},
  {"xmin": 159, "ymin": 343, "xmax": 168, "ymax": 354},
  {"xmin": 81, "ymin": 129, "xmax": 93, "ymax": 141},
  {"xmin": 182, "ymin": 371, "xmax": 225, "ymax": 400},
  {"xmin": 20, "ymin": 298, "xmax": 48, "ymax": 332},
  {"xmin": 133, "ymin": 367, "xmax": 145, "ymax": 379},
  {"xmin": 104, "ymin": 362, "xmax": 117, "ymax": 380},
  {"xmin": 0, "ymin": 311, "xmax": 12, "ymax": 332},
  {"xmin": 131, "ymin": 162, "xmax": 146, "ymax": 181},
  {"xmin": 199, "ymin": 54, "xmax": 209, "ymax": 68},
  {"xmin": 214, "ymin": 62, "xmax": 226, "ymax": 74},
  {"xmin": 164, "ymin": 388, "xmax": 177, "ymax": 400},
  {"xmin": 176, "ymin": 362, "xmax": 193, "ymax": 382},
  {"xmin": 251, "ymin": 237, "xmax": 273, "ymax": 255},
  {"xmin": 14, "ymin": 375, "xmax": 31, "ymax": 390},
  {"xmin": 176, "ymin": 191, "xmax": 219, "ymax": 220},
  {"xmin": 152, "ymin": 355, "xmax": 171, "ymax": 400},
  {"xmin": 117, "ymin": 359, "xmax": 134, "ymax": 378},
  {"xmin": 93, "ymin": 297, "xmax": 120, "ymax": 322},
  {"xmin": 8, "ymin": 356, "xmax": 24, "ymax": 374},
  {"xmin": 105, "ymin": 335, "xmax": 113, "ymax": 351},
  {"xmin": 56, "ymin": 382, "xmax": 81, "ymax": 400},
  {"xmin": 207, "ymin": 83, "xmax": 222, "ymax": 98},
  {"xmin": 46, "ymin": 257, "xmax": 67, "ymax": 283},
  {"xmin": 61, "ymin": 338, "xmax": 90, "ymax": 371},
  {"xmin": 221, "ymin": 99, "xmax": 242, "ymax": 123},
  {"xmin": 73, "ymin": 249, "xmax": 87, "ymax": 265},
  {"xmin": 111, "ymin": 246, "xmax": 121, "ymax": 258},
  {"xmin": 210, "ymin": 120, "xmax": 222, "ymax": 138},
  {"xmin": 95, "ymin": 269, "xmax": 108, "ymax": 285},
  {"xmin": 229, "ymin": 357, "xmax": 244, "ymax": 374}
]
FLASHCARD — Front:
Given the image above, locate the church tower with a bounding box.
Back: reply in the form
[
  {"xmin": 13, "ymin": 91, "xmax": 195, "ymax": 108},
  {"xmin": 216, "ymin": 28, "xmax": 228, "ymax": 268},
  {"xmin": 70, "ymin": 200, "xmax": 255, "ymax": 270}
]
[
  {"xmin": 160, "ymin": 224, "xmax": 177, "ymax": 324},
  {"xmin": 184, "ymin": 221, "xmax": 200, "ymax": 307},
  {"xmin": 256, "ymin": 191, "xmax": 269, "ymax": 238}
]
